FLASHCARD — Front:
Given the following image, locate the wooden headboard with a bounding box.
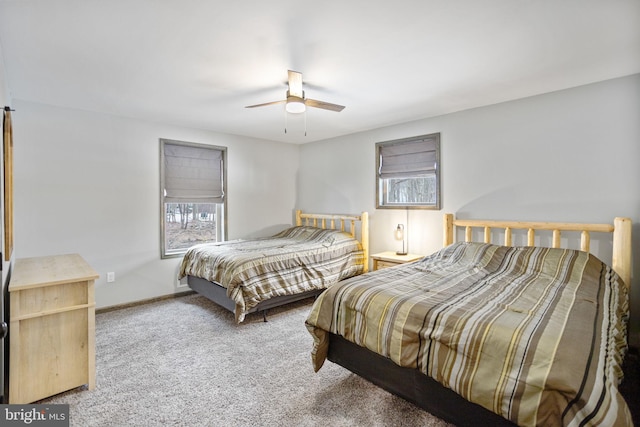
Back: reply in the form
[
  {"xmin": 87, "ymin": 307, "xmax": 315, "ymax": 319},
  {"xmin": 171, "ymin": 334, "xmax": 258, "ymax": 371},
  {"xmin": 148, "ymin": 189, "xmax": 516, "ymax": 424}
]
[
  {"xmin": 443, "ymin": 213, "xmax": 632, "ymax": 290},
  {"xmin": 296, "ymin": 210, "xmax": 369, "ymax": 273}
]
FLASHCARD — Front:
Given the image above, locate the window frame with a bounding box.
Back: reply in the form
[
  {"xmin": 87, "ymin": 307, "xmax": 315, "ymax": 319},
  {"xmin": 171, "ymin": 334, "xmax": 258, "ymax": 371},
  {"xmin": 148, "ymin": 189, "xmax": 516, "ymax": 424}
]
[
  {"xmin": 159, "ymin": 138, "xmax": 228, "ymax": 259},
  {"xmin": 375, "ymin": 133, "xmax": 441, "ymax": 210}
]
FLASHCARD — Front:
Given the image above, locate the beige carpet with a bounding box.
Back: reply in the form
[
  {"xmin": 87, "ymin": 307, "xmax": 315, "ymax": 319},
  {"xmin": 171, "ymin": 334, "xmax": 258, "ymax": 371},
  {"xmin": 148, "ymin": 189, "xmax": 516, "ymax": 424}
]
[{"xmin": 38, "ymin": 293, "xmax": 452, "ymax": 427}]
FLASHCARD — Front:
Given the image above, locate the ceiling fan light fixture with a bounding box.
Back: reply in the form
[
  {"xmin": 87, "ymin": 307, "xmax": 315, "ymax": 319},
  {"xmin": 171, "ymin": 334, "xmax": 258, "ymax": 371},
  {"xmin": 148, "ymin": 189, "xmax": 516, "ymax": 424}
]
[
  {"xmin": 245, "ymin": 71, "xmax": 344, "ymax": 115},
  {"xmin": 285, "ymin": 96, "xmax": 306, "ymax": 114}
]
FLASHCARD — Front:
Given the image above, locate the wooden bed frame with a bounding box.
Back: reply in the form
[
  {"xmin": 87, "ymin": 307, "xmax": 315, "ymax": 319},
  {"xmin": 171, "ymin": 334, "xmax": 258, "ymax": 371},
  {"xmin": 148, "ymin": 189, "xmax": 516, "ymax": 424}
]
[
  {"xmin": 187, "ymin": 210, "xmax": 369, "ymax": 321},
  {"xmin": 326, "ymin": 213, "xmax": 632, "ymax": 426}
]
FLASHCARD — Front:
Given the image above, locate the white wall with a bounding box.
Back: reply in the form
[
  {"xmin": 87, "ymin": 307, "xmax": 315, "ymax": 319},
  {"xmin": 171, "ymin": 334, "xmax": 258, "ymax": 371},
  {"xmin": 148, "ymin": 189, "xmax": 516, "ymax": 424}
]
[
  {"xmin": 298, "ymin": 74, "xmax": 640, "ymax": 346},
  {"xmin": 12, "ymin": 101, "xmax": 299, "ymax": 309}
]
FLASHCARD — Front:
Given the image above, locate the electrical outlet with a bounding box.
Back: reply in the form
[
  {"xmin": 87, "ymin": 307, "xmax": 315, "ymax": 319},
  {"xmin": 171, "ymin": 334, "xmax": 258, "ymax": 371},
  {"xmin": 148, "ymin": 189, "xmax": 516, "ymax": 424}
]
[
  {"xmin": 107, "ymin": 272, "xmax": 115, "ymax": 283},
  {"xmin": 177, "ymin": 276, "xmax": 189, "ymax": 288}
]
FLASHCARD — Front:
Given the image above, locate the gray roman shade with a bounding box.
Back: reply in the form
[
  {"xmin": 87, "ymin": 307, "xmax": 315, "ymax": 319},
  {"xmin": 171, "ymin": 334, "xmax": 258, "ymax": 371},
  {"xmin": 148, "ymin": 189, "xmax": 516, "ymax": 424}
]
[
  {"xmin": 378, "ymin": 137, "xmax": 438, "ymax": 179},
  {"xmin": 163, "ymin": 142, "xmax": 224, "ymax": 203}
]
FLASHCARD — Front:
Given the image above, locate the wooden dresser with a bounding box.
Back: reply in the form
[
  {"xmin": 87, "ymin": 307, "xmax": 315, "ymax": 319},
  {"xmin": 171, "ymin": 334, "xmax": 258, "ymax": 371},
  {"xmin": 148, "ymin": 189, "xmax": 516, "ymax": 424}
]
[{"xmin": 9, "ymin": 254, "xmax": 99, "ymax": 403}]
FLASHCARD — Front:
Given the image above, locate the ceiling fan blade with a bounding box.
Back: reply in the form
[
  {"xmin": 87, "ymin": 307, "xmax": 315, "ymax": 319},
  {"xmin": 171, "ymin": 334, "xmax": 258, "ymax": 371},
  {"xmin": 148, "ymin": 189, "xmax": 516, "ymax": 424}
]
[
  {"xmin": 245, "ymin": 99, "xmax": 286, "ymax": 108},
  {"xmin": 288, "ymin": 70, "xmax": 304, "ymax": 98},
  {"xmin": 305, "ymin": 98, "xmax": 345, "ymax": 112}
]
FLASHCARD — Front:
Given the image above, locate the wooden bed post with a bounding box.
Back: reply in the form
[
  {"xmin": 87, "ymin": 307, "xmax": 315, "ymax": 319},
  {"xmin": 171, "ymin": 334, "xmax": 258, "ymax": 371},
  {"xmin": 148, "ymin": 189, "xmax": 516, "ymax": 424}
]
[
  {"xmin": 612, "ymin": 217, "xmax": 632, "ymax": 290},
  {"xmin": 443, "ymin": 213, "xmax": 454, "ymax": 247},
  {"xmin": 361, "ymin": 212, "xmax": 369, "ymax": 272},
  {"xmin": 295, "ymin": 210, "xmax": 302, "ymax": 226}
]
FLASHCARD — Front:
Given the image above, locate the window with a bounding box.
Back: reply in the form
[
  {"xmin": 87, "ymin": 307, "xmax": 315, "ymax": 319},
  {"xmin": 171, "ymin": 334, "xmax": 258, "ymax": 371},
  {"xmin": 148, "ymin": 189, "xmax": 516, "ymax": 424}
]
[
  {"xmin": 376, "ymin": 133, "xmax": 440, "ymax": 209},
  {"xmin": 160, "ymin": 139, "xmax": 227, "ymax": 258}
]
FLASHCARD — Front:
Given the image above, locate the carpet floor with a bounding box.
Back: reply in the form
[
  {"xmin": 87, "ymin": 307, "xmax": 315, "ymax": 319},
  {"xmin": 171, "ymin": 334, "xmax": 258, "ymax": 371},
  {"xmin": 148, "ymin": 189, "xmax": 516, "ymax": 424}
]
[
  {"xmin": 38, "ymin": 293, "xmax": 639, "ymax": 426},
  {"xmin": 38, "ymin": 294, "xmax": 452, "ymax": 427}
]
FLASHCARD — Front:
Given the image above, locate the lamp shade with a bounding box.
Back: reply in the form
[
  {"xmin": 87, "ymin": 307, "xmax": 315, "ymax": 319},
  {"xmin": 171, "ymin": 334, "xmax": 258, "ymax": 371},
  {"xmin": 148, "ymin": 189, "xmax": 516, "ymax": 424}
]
[{"xmin": 395, "ymin": 224, "xmax": 407, "ymax": 255}]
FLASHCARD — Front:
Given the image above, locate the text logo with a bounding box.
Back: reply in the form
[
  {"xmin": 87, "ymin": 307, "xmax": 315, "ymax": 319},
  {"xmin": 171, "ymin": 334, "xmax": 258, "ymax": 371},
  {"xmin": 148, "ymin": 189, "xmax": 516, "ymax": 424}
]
[{"xmin": 1, "ymin": 405, "xmax": 69, "ymax": 426}]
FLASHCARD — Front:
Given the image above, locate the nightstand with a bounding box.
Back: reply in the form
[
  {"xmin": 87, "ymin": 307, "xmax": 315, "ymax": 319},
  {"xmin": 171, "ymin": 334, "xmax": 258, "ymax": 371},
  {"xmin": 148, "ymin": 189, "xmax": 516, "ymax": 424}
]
[{"xmin": 370, "ymin": 251, "xmax": 424, "ymax": 270}]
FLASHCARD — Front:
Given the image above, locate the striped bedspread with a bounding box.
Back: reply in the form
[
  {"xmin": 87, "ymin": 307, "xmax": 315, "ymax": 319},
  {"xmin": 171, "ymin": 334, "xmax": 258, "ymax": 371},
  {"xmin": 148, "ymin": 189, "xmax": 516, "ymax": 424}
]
[
  {"xmin": 306, "ymin": 242, "xmax": 632, "ymax": 426},
  {"xmin": 179, "ymin": 226, "xmax": 364, "ymax": 322}
]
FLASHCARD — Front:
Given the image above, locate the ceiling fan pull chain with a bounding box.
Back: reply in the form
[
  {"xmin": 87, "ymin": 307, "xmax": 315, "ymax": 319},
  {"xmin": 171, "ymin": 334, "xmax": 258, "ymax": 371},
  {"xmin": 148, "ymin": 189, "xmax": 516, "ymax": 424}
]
[{"xmin": 284, "ymin": 108, "xmax": 288, "ymax": 134}]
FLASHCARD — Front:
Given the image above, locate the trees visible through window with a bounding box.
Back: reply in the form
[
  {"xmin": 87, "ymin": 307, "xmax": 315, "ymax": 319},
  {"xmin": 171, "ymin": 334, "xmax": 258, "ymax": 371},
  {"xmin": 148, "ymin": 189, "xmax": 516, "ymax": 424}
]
[
  {"xmin": 160, "ymin": 139, "xmax": 227, "ymax": 258},
  {"xmin": 376, "ymin": 133, "xmax": 440, "ymax": 209}
]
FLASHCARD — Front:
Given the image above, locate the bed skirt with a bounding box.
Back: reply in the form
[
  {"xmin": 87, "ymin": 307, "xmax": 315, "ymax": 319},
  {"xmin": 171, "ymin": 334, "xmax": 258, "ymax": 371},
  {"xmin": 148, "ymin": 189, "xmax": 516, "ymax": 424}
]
[{"xmin": 187, "ymin": 275, "xmax": 324, "ymax": 320}]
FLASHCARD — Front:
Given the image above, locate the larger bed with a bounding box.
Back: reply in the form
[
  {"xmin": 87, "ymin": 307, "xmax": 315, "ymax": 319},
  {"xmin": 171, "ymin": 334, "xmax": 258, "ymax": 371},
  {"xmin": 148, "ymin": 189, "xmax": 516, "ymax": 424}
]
[
  {"xmin": 179, "ymin": 210, "xmax": 369, "ymax": 323},
  {"xmin": 306, "ymin": 213, "xmax": 633, "ymax": 426}
]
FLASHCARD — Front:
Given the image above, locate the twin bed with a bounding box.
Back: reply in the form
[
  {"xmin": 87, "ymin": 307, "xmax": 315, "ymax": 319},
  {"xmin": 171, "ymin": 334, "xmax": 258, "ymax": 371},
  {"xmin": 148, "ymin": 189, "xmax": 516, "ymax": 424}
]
[
  {"xmin": 306, "ymin": 214, "xmax": 633, "ymax": 426},
  {"xmin": 179, "ymin": 210, "xmax": 633, "ymax": 426}
]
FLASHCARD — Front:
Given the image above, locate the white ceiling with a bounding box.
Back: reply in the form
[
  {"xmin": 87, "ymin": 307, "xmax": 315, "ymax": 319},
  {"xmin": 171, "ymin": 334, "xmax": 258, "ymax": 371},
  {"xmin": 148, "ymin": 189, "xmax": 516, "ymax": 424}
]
[{"xmin": 0, "ymin": 0, "xmax": 639, "ymax": 144}]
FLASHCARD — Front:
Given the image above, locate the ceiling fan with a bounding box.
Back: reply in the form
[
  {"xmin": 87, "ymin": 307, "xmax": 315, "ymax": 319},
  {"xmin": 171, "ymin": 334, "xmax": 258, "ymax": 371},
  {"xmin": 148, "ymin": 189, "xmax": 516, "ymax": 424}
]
[{"xmin": 245, "ymin": 70, "xmax": 345, "ymax": 114}]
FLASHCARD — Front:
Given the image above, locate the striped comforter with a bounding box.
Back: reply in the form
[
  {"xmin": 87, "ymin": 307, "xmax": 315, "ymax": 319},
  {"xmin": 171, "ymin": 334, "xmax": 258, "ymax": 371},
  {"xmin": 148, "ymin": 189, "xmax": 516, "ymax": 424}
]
[
  {"xmin": 179, "ymin": 226, "xmax": 364, "ymax": 322},
  {"xmin": 306, "ymin": 242, "xmax": 632, "ymax": 426}
]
